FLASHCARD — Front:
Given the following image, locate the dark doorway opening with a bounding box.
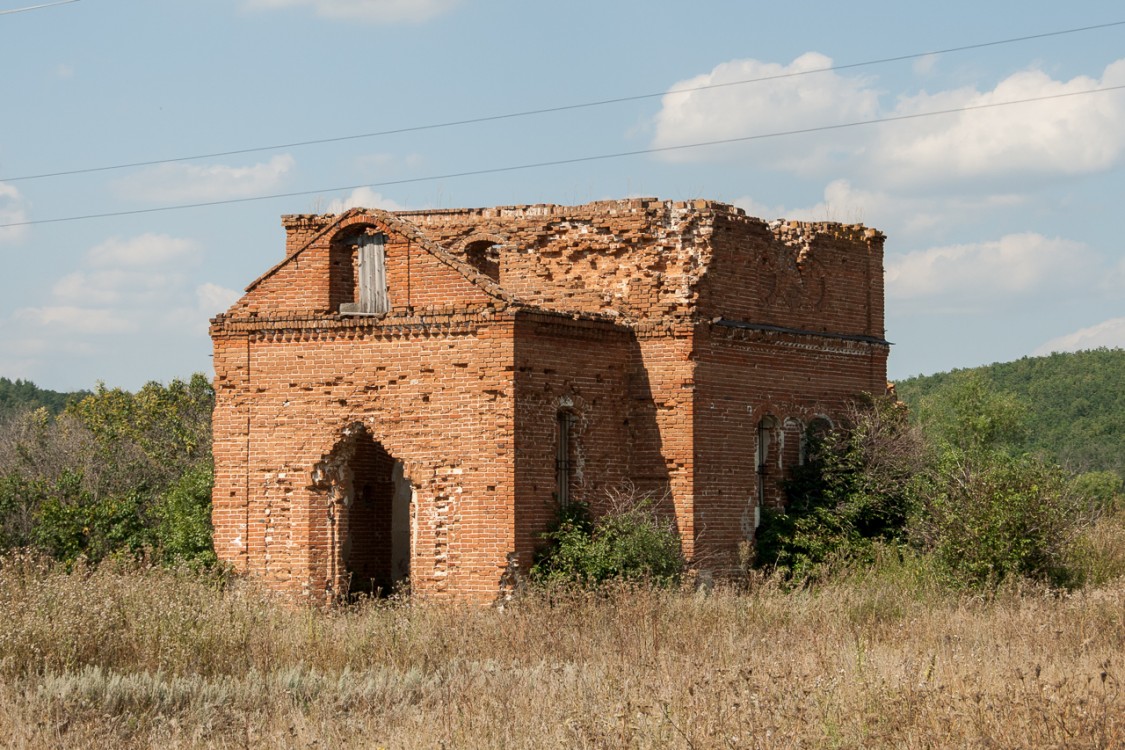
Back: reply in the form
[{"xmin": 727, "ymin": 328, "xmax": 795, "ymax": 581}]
[{"xmin": 339, "ymin": 431, "xmax": 411, "ymax": 596}]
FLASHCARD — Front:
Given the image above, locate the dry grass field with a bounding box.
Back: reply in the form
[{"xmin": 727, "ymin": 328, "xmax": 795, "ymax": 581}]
[{"xmin": 0, "ymin": 542, "xmax": 1123, "ymax": 749}]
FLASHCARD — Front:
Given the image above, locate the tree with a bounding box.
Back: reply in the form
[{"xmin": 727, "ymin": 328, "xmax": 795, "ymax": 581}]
[
  {"xmin": 909, "ymin": 375, "xmax": 1094, "ymax": 588},
  {"xmin": 0, "ymin": 375, "xmax": 217, "ymax": 566},
  {"xmin": 754, "ymin": 395, "xmax": 924, "ymax": 580}
]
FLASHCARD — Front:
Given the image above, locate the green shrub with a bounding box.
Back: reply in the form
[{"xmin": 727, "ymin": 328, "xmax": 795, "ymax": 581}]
[
  {"xmin": 755, "ymin": 396, "xmax": 923, "ymax": 581},
  {"xmin": 910, "ymin": 451, "xmax": 1091, "ymax": 589},
  {"xmin": 530, "ymin": 494, "xmax": 685, "ymax": 586},
  {"xmin": 1069, "ymin": 470, "xmax": 1123, "ymax": 517},
  {"xmin": 0, "ymin": 375, "xmax": 218, "ymax": 568},
  {"xmin": 32, "ymin": 471, "xmax": 149, "ymax": 564}
]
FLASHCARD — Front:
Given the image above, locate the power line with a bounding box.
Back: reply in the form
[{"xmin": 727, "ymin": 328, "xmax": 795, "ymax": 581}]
[
  {"xmin": 2, "ymin": 18, "xmax": 1123, "ymax": 183},
  {"xmin": 0, "ymin": 0, "xmax": 79, "ymax": 16},
  {"xmin": 4, "ymin": 83, "xmax": 1124, "ymax": 230}
]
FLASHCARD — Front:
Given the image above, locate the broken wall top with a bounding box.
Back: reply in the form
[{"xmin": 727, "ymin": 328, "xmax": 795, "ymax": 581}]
[{"xmin": 249, "ymin": 198, "xmax": 886, "ymax": 339}]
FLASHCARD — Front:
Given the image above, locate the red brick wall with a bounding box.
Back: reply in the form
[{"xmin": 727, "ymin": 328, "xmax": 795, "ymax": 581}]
[
  {"xmin": 400, "ymin": 199, "xmax": 707, "ymax": 319},
  {"xmin": 511, "ymin": 313, "xmax": 637, "ymax": 567},
  {"xmin": 701, "ymin": 212, "xmax": 886, "ymax": 337},
  {"xmin": 691, "ymin": 322, "xmax": 889, "ymax": 570},
  {"xmin": 230, "ymin": 213, "xmax": 496, "ymax": 319},
  {"xmin": 211, "ymin": 313, "xmax": 517, "ymax": 602}
]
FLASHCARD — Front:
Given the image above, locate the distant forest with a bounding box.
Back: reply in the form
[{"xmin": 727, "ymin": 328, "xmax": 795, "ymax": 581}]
[
  {"xmin": 895, "ymin": 348, "xmax": 1125, "ymax": 478},
  {"xmin": 0, "ymin": 377, "xmax": 88, "ymax": 418}
]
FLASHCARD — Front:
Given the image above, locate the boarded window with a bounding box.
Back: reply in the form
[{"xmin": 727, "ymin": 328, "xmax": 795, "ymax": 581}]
[{"xmin": 357, "ymin": 233, "xmax": 389, "ymax": 314}]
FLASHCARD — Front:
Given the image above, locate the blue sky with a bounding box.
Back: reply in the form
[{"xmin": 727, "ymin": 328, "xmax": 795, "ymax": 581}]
[{"xmin": 2, "ymin": 0, "xmax": 1123, "ymax": 391}]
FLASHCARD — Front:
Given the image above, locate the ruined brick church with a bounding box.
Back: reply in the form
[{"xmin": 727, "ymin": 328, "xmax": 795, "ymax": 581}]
[{"xmin": 210, "ymin": 198, "xmax": 889, "ymax": 602}]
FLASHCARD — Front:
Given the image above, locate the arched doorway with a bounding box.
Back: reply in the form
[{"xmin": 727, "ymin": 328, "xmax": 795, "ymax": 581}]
[{"xmin": 322, "ymin": 426, "xmax": 412, "ymax": 596}]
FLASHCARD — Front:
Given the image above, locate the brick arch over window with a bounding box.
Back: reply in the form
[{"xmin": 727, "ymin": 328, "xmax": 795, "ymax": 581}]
[
  {"xmin": 455, "ymin": 233, "xmax": 507, "ymax": 283},
  {"xmin": 555, "ymin": 407, "xmax": 577, "ymax": 508},
  {"xmin": 330, "ymin": 224, "xmax": 389, "ymax": 314},
  {"xmin": 803, "ymin": 415, "xmax": 834, "ymax": 464}
]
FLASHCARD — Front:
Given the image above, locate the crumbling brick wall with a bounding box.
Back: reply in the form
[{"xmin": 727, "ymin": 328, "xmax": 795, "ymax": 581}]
[{"xmin": 212, "ymin": 199, "xmax": 890, "ymax": 602}]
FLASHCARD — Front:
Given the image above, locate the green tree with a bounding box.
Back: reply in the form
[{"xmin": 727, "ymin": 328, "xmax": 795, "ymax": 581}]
[
  {"xmin": 915, "ymin": 371, "xmax": 1027, "ymax": 455},
  {"xmin": 0, "ymin": 375, "xmax": 216, "ymax": 566},
  {"xmin": 910, "ymin": 451, "xmax": 1087, "ymax": 588},
  {"xmin": 909, "ymin": 375, "xmax": 1097, "ymax": 588},
  {"xmin": 754, "ymin": 395, "xmax": 923, "ymax": 580},
  {"xmin": 896, "ymin": 348, "xmax": 1125, "ymax": 478}
]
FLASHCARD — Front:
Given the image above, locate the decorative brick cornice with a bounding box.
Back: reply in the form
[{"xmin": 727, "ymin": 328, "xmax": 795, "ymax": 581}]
[
  {"xmin": 710, "ymin": 318, "xmax": 890, "ymax": 355},
  {"xmin": 212, "ymin": 308, "xmax": 516, "ymax": 341}
]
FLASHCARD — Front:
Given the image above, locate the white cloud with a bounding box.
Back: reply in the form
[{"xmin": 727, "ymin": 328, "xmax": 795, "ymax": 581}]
[
  {"xmin": 196, "ymin": 283, "xmax": 241, "ymax": 317},
  {"xmin": 1034, "ymin": 318, "xmax": 1125, "ymax": 355},
  {"xmin": 114, "ymin": 155, "xmax": 294, "ymax": 203},
  {"xmin": 243, "ymin": 0, "xmax": 460, "ymax": 23},
  {"xmin": 0, "ymin": 182, "xmax": 29, "ymax": 245},
  {"xmin": 652, "ymin": 53, "xmax": 879, "ymax": 173},
  {"xmin": 874, "ymin": 60, "xmax": 1125, "ymax": 185},
  {"xmin": 8, "ymin": 232, "xmax": 214, "ymax": 345},
  {"xmin": 735, "ymin": 179, "xmax": 1028, "ymax": 240},
  {"xmin": 735, "ymin": 180, "xmax": 877, "ymax": 225},
  {"xmin": 55, "ymin": 63, "xmax": 74, "ymax": 79},
  {"xmin": 912, "ymin": 54, "xmax": 939, "ymax": 76},
  {"xmin": 87, "ymin": 233, "xmax": 199, "ymax": 267},
  {"xmin": 885, "ymin": 233, "xmax": 1096, "ymax": 304},
  {"xmin": 52, "ymin": 269, "xmax": 184, "ymax": 307},
  {"xmin": 652, "ymin": 56, "xmax": 1125, "ymax": 186},
  {"xmin": 323, "ymin": 187, "xmax": 408, "ymax": 213}
]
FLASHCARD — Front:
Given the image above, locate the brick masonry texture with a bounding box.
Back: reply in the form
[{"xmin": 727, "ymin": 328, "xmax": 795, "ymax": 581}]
[{"xmin": 211, "ymin": 198, "xmax": 890, "ymax": 603}]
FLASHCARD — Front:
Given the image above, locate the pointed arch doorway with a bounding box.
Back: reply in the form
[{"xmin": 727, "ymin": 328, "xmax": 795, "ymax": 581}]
[{"xmin": 325, "ymin": 426, "xmax": 412, "ymax": 597}]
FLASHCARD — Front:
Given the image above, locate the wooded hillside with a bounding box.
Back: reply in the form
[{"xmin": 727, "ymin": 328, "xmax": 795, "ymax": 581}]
[
  {"xmin": 894, "ymin": 348, "xmax": 1125, "ymax": 477},
  {"xmin": 0, "ymin": 378, "xmax": 87, "ymax": 418}
]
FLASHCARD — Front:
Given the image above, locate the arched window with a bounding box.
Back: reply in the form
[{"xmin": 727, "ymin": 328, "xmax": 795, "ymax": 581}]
[
  {"xmin": 756, "ymin": 416, "xmax": 780, "ymax": 510},
  {"xmin": 556, "ymin": 410, "xmax": 575, "ymax": 507},
  {"xmin": 802, "ymin": 416, "xmax": 833, "ymax": 465},
  {"xmin": 335, "ymin": 229, "xmax": 389, "ymax": 315},
  {"xmin": 464, "ymin": 239, "xmax": 501, "ymax": 282}
]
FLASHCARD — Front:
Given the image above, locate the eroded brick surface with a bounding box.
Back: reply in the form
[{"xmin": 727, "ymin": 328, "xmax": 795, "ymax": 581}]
[{"xmin": 211, "ymin": 198, "xmax": 889, "ymax": 603}]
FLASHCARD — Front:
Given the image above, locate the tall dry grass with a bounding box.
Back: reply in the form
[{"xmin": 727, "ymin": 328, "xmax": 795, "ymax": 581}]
[{"xmin": 0, "ymin": 549, "xmax": 1122, "ymax": 749}]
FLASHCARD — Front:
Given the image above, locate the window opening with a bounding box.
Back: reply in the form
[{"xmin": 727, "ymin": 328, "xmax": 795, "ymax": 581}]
[
  {"xmin": 756, "ymin": 416, "xmax": 778, "ymax": 511},
  {"xmin": 464, "ymin": 240, "xmax": 501, "ymax": 282},
  {"xmin": 556, "ymin": 410, "xmax": 574, "ymax": 507}
]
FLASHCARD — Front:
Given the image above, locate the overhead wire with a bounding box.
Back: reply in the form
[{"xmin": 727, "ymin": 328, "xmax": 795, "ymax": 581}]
[
  {"xmin": 0, "ymin": 0, "xmax": 79, "ymax": 16},
  {"xmin": 4, "ymin": 83, "xmax": 1124, "ymax": 229},
  {"xmin": 2, "ymin": 18, "xmax": 1124, "ymax": 183}
]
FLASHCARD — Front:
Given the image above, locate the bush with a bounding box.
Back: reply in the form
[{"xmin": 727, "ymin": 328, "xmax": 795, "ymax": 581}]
[
  {"xmin": 910, "ymin": 451, "xmax": 1092, "ymax": 589},
  {"xmin": 755, "ymin": 395, "xmax": 923, "ymax": 581},
  {"xmin": 530, "ymin": 492, "xmax": 685, "ymax": 586},
  {"xmin": 0, "ymin": 376, "xmax": 218, "ymax": 567}
]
